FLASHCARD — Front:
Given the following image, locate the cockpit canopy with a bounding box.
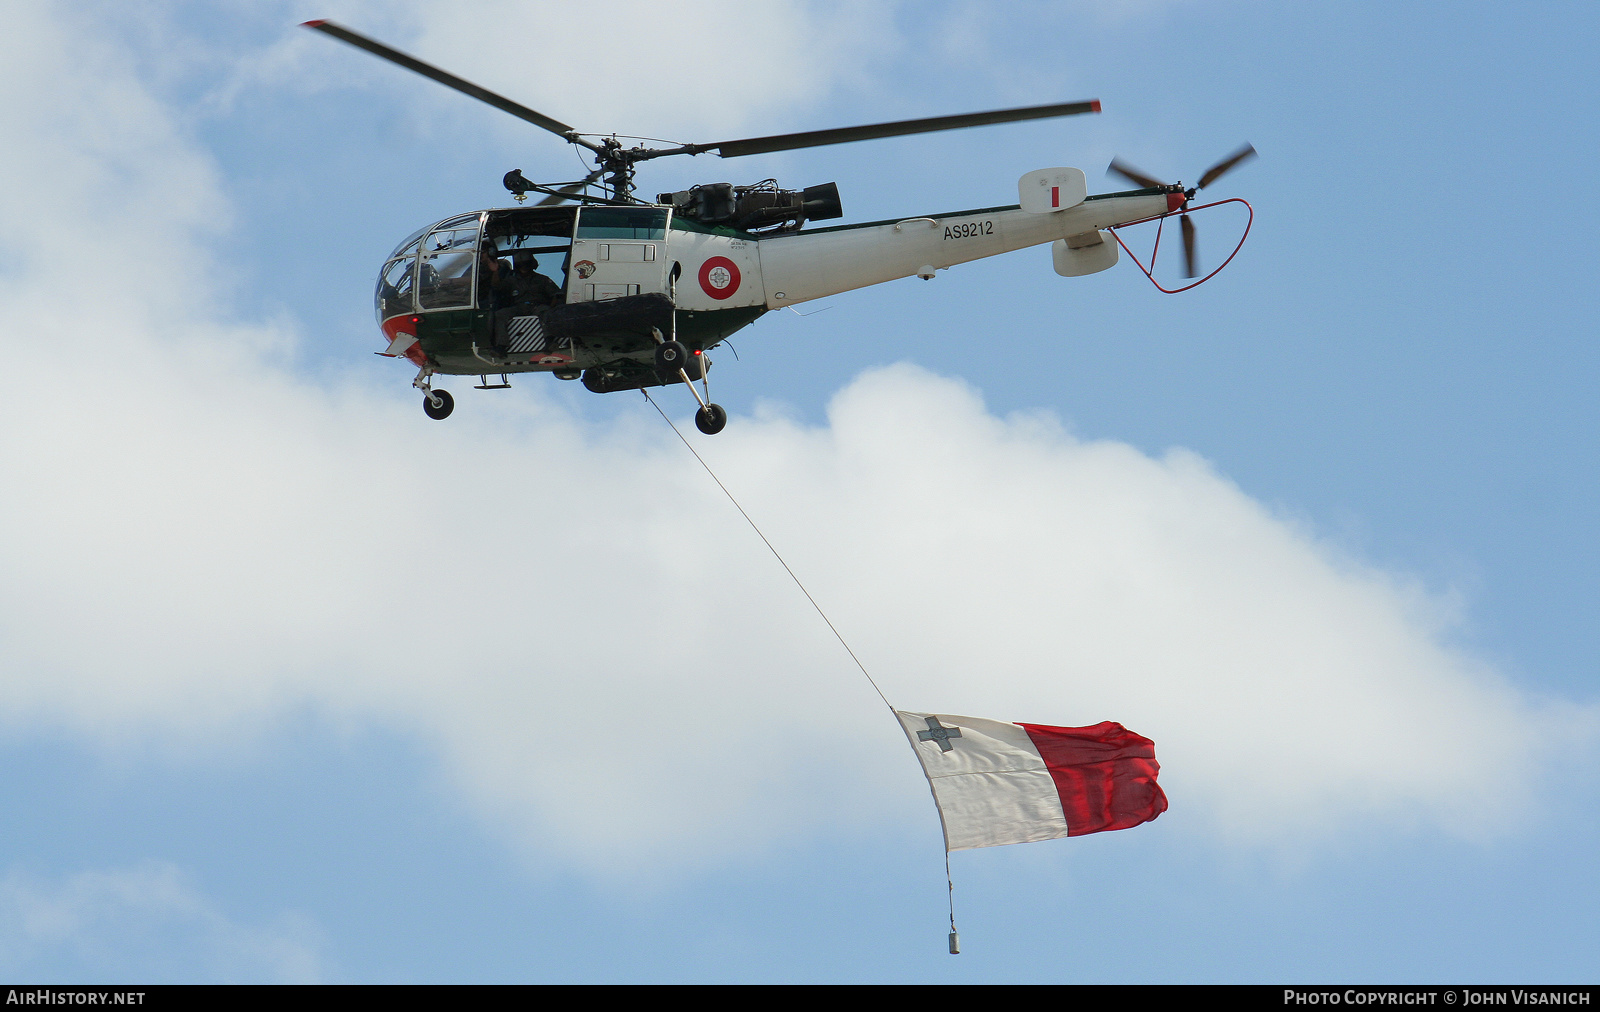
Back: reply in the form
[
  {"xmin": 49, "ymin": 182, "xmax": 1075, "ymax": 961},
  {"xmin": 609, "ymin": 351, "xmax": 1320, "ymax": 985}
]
[
  {"xmin": 375, "ymin": 212, "xmax": 477, "ymax": 323},
  {"xmin": 374, "ymin": 206, "xmax": 585, "ymax": 324}
]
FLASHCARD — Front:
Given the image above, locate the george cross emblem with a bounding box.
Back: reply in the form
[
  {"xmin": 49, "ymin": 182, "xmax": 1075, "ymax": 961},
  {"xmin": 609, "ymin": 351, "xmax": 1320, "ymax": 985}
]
[{"xmin": 917, "ymin": 716, "xmax": 963, "ymax": 752}]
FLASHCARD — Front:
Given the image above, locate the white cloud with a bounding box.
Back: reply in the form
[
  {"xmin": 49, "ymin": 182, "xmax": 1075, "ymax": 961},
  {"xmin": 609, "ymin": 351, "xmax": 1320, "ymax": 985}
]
[
  {"xmin": 0, "ymin": 865, "xmax": 325, "ymax": 983},
  {"xmin": 0, "ymin": 3, "xmax": 1590, "ymax": 882}
]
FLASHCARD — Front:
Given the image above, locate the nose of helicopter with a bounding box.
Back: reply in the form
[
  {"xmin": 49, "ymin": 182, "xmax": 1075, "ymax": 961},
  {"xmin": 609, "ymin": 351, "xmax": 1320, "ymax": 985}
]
[{"xmin": 379, "ymin": 313, "xmax": 426, "ymax": 365}]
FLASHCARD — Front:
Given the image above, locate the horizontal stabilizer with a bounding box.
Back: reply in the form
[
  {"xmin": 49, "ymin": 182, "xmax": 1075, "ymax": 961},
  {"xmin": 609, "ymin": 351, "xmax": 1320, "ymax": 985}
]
[
  {"xmin": 1052, "ymin": 231, "xmax": 1118, "ymax": 277},
  {"xmin": 1018, "ymin": 167, "xmax": 1087, "ymax": 213}
]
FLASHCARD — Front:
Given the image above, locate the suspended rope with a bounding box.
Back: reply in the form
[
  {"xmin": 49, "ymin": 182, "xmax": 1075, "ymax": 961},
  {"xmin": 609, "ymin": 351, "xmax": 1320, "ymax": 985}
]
[
  {"xmin": 641, "ymin": 390, "xmax": 893, "ymax": 712},
  {"xmin": 641, "ymin": 390, "xmax": 960, "ymax": 950}
]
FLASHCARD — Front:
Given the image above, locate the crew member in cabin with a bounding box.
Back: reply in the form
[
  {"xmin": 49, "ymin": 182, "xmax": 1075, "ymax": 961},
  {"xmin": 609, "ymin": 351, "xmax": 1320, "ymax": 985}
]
[
  {"xmin": 490, "ymin": 251, "xmax": 566, "ymax": 354},
  {"xmin": 509, "ymin": 252, "xmax": 563, "ymax": 309}
]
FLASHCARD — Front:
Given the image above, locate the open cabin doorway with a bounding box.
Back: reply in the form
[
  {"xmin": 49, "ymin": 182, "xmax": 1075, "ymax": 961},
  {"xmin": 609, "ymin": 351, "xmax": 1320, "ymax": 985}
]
[{"xmin": 484, "ymin": 206, "xmax": 577, "ymax": 300}]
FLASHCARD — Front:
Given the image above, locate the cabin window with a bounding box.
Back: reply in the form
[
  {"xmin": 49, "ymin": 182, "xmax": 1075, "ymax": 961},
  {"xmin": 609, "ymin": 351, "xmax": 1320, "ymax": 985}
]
[
  {"xmin": 575, "ymin": 206, "xmax": 668, "ymax": 240},
  {"xmin": 485, "ymin": 208, "xmax": 576, "ymax": 293}
]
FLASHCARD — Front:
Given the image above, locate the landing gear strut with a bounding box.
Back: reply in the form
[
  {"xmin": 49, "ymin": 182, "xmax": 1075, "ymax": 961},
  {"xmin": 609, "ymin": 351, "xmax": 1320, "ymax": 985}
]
[
  {"xmin": 652, "ymin": 325, "xmax": 726, "ymax": 435},
  {"xmin": 414, "ymin": 365, "xmax": 454, "ymax": 420}
]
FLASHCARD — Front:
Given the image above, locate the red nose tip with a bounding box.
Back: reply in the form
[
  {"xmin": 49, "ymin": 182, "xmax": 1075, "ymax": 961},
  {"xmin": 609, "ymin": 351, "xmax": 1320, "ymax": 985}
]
[{"xmin": 1166, "ymin": 192, "xmax": 1186, "ymax": 213}]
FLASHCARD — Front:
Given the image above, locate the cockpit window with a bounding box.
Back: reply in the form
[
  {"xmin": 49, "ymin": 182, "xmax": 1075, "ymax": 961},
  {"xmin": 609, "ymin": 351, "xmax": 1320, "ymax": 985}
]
[
  {"xmin": 375, "ymin": 257, "xmax": 416, "ymax": 322},
  {"xmin": 575, "ymin": 206, "xmax": 668, "ymax": 240},
  {"xmin": 417, "ymin": 215, "xmax": 482, "ymax": 311},
  {"xmin": 423, "ymin": 224, "xmax": 481, "ymax": 255},
  {"xmin": 433, "ymin": 213, "xmax": 482, "ymax": 232},
  {"xmin": 389, "ymin": 225, "xmax": 428, "ymax": 259}
]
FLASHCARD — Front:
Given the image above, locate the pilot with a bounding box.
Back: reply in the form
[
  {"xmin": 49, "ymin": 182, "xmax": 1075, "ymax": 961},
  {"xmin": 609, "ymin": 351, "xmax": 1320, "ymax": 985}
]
[{"xmin": 509, "ymin": 252, "xmax": 563, "ymax": 309}]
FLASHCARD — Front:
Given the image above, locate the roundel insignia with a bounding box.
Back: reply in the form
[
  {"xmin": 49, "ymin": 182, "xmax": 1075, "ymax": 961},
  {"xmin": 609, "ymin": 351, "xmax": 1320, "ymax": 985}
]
[{"xmin": 698, "ymin": 256, "xmax": 741, "ymax": 300}]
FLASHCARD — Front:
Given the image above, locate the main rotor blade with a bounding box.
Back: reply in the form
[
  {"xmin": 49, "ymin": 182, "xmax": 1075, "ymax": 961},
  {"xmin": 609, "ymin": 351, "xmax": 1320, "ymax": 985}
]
[
  {"xmin": 1106, "ymin": 158, "xmax": 1168, "ymax": 190},
  {"xmin": 1196, "ymin": 143, "xmax": 1258, "ymax": 190},
  {"xmin": 697, "ymin": 100, "xmax": 1101, "ymax": 158},
  {"xmin": 1180, "ymin": 213, "xmax": 1199, "ymax": 278},
  {"xmin": 536, "ymin": 167, "xmax": 608, "ymax": 205},
  {"xmin": 302, "ymin": 20, "xmax": 577, "ymax": 139}
]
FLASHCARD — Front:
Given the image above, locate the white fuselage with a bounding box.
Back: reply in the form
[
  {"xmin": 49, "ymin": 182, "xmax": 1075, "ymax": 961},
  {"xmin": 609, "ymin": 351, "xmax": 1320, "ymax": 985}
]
[{"xmin": 389, "ymin": 187, "xmax": 1176, "ymax": 378}]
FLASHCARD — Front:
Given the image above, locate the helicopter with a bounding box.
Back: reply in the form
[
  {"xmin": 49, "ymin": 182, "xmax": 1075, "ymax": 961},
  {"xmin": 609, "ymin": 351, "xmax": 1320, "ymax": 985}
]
[{"xmin": 305, "ymin": 20, "xmax": 1256, "ymax": 434}]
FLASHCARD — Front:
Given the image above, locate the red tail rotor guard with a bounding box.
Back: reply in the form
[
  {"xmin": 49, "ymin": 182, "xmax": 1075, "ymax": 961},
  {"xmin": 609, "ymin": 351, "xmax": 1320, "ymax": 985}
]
[{"xmin": 1107, "ymin": 197, "xmax": 1254, "ymax": 294}]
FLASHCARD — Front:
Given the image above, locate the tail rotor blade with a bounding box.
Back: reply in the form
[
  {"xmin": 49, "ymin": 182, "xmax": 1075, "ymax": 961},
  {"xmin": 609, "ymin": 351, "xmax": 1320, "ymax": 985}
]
[
  {"xmin": 1196, "ymin": 143, "xmax": 1257, "ymax": 190},
  {"xmin": 1180, "ymin": 214, "xmax": 1199, "ymax": 278},
  {"xmin": 1107, "ymin": 158, "xmax": 1168, "ymax": 190}
]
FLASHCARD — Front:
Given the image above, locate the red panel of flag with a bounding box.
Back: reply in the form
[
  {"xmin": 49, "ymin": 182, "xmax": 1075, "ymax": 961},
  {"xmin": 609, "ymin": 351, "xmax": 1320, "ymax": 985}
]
[{"xmin": 1017, "ymin": 720, "xmax": 1168, "ymax": 836}]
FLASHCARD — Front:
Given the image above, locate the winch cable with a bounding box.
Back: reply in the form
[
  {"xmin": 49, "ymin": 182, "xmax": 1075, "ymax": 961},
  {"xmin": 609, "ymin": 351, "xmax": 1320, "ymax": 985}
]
[
  {"xmin": 641, "ymin": 389, "xmax": 960, "ymax": 948},
  {"xmin": 641, "ymin": 390, "xmax": 891, "ymax": 711}
]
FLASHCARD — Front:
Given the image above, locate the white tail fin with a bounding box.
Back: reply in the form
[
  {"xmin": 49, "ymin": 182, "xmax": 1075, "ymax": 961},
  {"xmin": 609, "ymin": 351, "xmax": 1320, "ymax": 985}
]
[{"xmin": 1018, "ymin": 167, "xmax": 1086, "ymax": 213}]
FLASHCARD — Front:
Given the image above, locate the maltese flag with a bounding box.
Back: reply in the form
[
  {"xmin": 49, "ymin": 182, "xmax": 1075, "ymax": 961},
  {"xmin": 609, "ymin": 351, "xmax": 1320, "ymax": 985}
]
[{"xmin": 896, "ymin": 712, "xmax": 1167, "ymax": 851}]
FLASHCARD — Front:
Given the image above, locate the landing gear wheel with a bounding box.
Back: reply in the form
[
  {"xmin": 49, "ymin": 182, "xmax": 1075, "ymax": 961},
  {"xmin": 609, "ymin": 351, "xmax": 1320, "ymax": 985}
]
[
  {"xmin": 655, "ymin": 340, "xmax": 690, "ymax": 373},
  {"xmin": 694, "ymin": 403, "xmax": 728, "ymax": 435},
  {"xmin": 423, "ymin": 388, "xmax": 454, "ymax": 420}
]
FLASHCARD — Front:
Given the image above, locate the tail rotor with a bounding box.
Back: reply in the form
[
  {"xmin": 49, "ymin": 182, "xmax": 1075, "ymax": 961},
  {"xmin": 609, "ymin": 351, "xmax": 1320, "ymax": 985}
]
[{"xmin": 1107, "ymin": 144, "xmax": 1257, "ymax": 277}]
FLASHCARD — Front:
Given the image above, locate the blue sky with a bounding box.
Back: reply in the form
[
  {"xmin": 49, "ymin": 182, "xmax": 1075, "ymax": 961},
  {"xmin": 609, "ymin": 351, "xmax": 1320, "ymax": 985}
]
[{"xmin": 0, "ymin": 0, "xmax": 1595, "ymax": 983}]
